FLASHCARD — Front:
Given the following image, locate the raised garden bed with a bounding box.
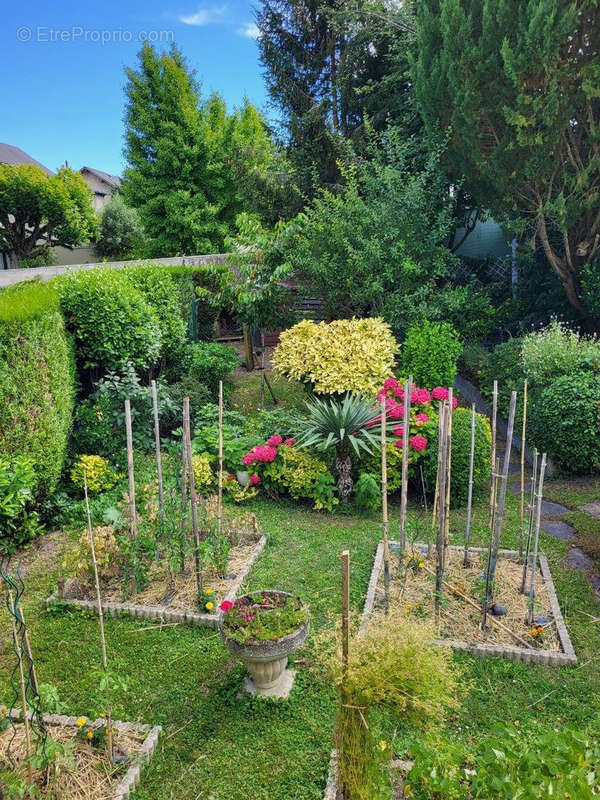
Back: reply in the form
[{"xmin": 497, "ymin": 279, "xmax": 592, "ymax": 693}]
[
  {"xmin": 47, "ymin": 534, "xmax": 267, "ymax": 629},
  {"xmin": 2, "ymin": 711, "xmax": 161, "ymax": 800},
  {"xmin": 365, "ymin": 541, "xmax": 576, "ymax": 666}
]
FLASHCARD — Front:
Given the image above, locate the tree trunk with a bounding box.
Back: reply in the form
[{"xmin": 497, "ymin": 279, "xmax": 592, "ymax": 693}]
[
  {"xmin": 537, "ymin": 215, "xmax": 589, "ymax": 318},
  {"xmin": 243, "ymin": 325, "xmax": 254, "ymax": 372},
  {"xmin": 335, "ymin": 453, "xmax": 353, "ymax": 500}
]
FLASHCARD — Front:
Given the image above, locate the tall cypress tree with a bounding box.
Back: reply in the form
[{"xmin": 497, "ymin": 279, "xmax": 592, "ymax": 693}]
[{"xmin": 414, "ymin": 0, "xmax": 600, "ymax": 323}]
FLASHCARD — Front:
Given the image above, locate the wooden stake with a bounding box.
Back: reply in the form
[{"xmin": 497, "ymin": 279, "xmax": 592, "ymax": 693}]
[
  {"xmin": 528, "ymin": 453, "xmax": 547, "ymax": 625},
  {"xmin": 435, "ymin": 403, "xmax": 449, "ymax": 618},
  {"xmin": 124, "ymin": 399, "xmax": 137, "ymax": 543},
  {"xmin": 217, "ymin": 380, "xmax": 223, "ymax": 538},
  {"xmin": 519, "ymin": 380, "xmax": 528, "ymax": 558},
  {"xmin": 8, "ymin": 590, "xmax": 33, "ymax": 782},
  {"xmin": 463, "ymin": 404, "xmax": 476, "ymax": 566},
  {"xmin": 521, "ymin": 449, "xmax": 539, "ymax": 594},
  {"xmin": 398, "ymin": 377, "xmax": 412, "ymax": 553},
  {"xmin": 83, "ymin": 471, "xmax": 113, "ymax": 759},
  {"xmin": 430, "ymin": 406, "xmax": 443, "ymax": 545},
  {"xmin": 487, "ymin": 390, "xmax": 517, "ymax": 598},
  {"xmin": 151, "ymin": 381, "xmax": 165, "ymax": 521},
  {"xmin": 489, "ymin": 380, "xmax": 498, "ymax": 529},
  {"xmin": 444, "ymin": 388, "xmax": 453, "ymax": 552},
  {"xmin": 380, "ymin": 397, "xmax": 390, "ymax": 612},
  {"xmin": 341, "ymin": 550, "xmax": 350, "ymax": 679},
  {"xmin": 183, "ymin": 398, "xmax": 203, "ymax": 599},
  {"xmin": 482, "ymin": 458, "xmax": 500, "ymax": 630},
  {"xmin": 179, "ymin": 421, "xmax": 188, "ymax": 575}
]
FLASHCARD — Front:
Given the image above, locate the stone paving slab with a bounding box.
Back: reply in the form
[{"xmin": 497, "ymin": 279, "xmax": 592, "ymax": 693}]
[
  {"xmin": 540, "ymin": 520, "xmax": 575, "ymax": 540},
  {"xmin": 579, "ymin": 501, "xmax": 600, "ymax": 518},
  {"xmin": 540, "ymin": 500, "xmax": 570, "ymax": 516}
]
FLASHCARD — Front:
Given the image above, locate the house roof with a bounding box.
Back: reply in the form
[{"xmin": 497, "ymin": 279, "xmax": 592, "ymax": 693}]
[
  {"xmin": 80, "ymin": 166, "xmax": 122, "ymax": 193},
  {"xmin": 0, "ymin": 142, "xmax": 54, "ymax": 174}
]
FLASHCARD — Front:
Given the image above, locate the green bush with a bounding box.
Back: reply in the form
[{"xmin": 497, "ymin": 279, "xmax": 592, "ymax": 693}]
[
  {"xmin": 480, "ymin": 337, "xmax": 526, "ymax": 424},
  {"xmin": 422, "ymin": 407, "xmax": 491, "ymax": 506},
  {"xmin": 531, "ymin": 372, "xmax": 600, "ymax": 474},
  {"xmin": 0, "ymin": 283, "xmax": 75, "ymax": 499},
  {"xmin": 261, "ymin": 445, "xmax": 338, "ymax": 511},
  {"xmin": 124, "ymin": 267, "xmax": 187, "ymax": 368},
  {"xmin": 0, "ymin": 457, "xmax": 41, "ymax": 553},
  {"xmin": 184, "ymin": 341, "xmax": 241, "ymax": 392},
  {"xmin": 161, "ymin": 378, "xmax": 212, "ymax": 433},
  {"xmin": 57, "ymin": 269, "xmax": 161, "ymax": 375},
  {"xmin": 401, "ymin": 320, "xmax": 462, "ymax": 389},
  {"xmin": 521, "ymin": 319, "xmax": 600, "ymax": 387},
  {"xmin": 167, "ymin": 264, "xmax": 232, "ymax": 342},
  {"xmin": 94, "ymin": 195, "xmax": 145, "ymax": 260}
]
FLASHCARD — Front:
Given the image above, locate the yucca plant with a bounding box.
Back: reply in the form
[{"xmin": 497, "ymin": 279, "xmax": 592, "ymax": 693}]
[{"xmin": 297, "ymin": 393, "xmax": 385, "ymax": 499}]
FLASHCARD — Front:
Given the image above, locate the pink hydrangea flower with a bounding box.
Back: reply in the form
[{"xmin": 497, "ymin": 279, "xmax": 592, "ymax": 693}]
[
  {"xmin": 267, "ymin": 435, "xmax": 283, "ymax": 446},
  {"xmin": 242, "ymin": 451, "xmax": 255, "ymax": 466},
  {"xmin": 383, "ymin": 377, "xmax": 399, "ymax": 390},
  {"xmin": 392, "ymin": 426, "xmax": 404, "ymax": 437},
  {"xmin": 452, "ymin": 396, "xmax": 458, "ymax": 410},
  {"xmin": 385, "ymin": 396, "xmax": 399, "ymax": 409},
  {"xmin": 250, "ymin": 474, "xmax": 260, "ymax": 485},
  {"xmin": 432, "ymin": 387, "xmax": 449, "ymax": 401},
  {"xmin": 393, "ymin": 385, "xmax": 404, "ymax": 398},
  {"xmin": 284, "ymin": 437, "xmax": 296, "ymax": 446},
  {"xmin": 415, "ymin": 413, "xmax": 430, "ymax": 426},
  {"xmin": 388, "ymin": 406, "xmax": 403, "ymax": 420},
  {"xmin": 366, "ymin": 416, "xmax": 381, "ymax": 428},
  {"xmin": 409, "ymin": 434, "xmax": 427, "ymax": 452},
  {"xmin": 394, "ymin": 439, "xmax": 403, "ymax": 448},
  {"xmin": 376, "ymin": 389, "xmax": 387, "ymax": 402},
  {"xmin": 253, "ymin": 445, "xmax": 278, "ymax": 463},
  {"xmin": 411, "ymin": 388, "xmax": 431, "ymax": 405}
]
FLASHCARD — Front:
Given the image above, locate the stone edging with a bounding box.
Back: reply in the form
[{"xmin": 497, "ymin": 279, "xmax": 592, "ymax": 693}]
[
  {"xmin": 46, "ymin": 535, "xmax": 267, "ymax": 629},
  {"xmin": 7, "ymin": 711, "xmax": 161, "ymax": 800}
]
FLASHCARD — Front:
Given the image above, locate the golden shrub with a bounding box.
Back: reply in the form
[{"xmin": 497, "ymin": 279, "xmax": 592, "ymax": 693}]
[{"xmin": 273, "ymin": 318, "xmax": 398, "ymax": 396}]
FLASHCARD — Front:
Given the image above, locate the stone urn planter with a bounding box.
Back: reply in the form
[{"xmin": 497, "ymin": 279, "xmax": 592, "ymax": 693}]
[
  {"xmin": 219, "ymin": 590, "xmax": 309, "ymax": 697},
  {"xmin": 236, "ymin": 470, "xmax": 250, "ymax": 487}
]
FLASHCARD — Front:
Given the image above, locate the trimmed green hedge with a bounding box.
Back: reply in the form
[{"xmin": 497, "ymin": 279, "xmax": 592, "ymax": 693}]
[{"xmin": 0, "ymin": 283, "xmax": 75, "ymax": 498}]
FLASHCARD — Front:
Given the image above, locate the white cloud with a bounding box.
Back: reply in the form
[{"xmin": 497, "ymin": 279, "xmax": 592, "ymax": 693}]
[
  {"xmin": 179, "ymin": 5, "xmax": 227, "ymax": 26},
  {"xmin": 238, "ymin": 22, "xmax": 259, "ymax": 39}
]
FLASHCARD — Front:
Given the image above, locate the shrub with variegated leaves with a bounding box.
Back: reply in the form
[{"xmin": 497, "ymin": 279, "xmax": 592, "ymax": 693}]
[{"xmin": 273, "ymin": 318, "xmax": 398, "ymax": 396}]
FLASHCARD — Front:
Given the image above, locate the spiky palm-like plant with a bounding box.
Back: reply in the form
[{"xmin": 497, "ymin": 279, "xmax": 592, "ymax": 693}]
[{"xmin": 297, "ymin": 393, "xmax": 384, "ymax": 499}]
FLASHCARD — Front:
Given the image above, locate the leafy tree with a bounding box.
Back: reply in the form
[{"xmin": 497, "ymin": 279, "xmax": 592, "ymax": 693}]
[
  {"xmin": 0, "ymin": 165, "xmax": 97, "ymax": 265},
  {"xmin": 414, "ymin": 0, "xmax": 600, "ymax": 323},
  {"xmin": 94, "ymin": 194, "xmax": 144, "ymax": 260},
  {"xmin": 122, "ymin": 43, "xmax": 277, "ymax": 256}
]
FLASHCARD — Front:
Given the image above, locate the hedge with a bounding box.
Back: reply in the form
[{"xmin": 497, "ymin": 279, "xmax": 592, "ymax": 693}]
[{"xmin": 0, "ymin": 282, "xmax": 75, "ymax": 498}]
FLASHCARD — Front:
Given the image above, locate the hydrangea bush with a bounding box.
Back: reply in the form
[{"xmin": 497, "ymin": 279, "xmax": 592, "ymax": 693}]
[{"xmin": 273, "ymin": 318, "xmax": 398, "ymax": 396}]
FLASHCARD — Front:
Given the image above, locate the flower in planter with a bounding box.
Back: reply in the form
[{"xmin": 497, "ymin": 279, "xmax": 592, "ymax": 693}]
[
  {"xmin": 220, "ymin": 600, "xmax": 235, "ymax": 612},
  {"xmin": 409, "ymin": 434, "xmax": 427, "ymax": 451}
]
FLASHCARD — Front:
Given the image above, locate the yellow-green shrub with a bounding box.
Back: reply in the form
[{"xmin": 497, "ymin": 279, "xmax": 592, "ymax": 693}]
[
  {"xmin": 261, "ymin": 445, "xmax": 338, "ymax": 511},
  {"xmin": 70, "ymin": 455, "xmax": 119, "ymax": 493},
  {"xmin": 63, "ymin": 525, "xmax": 118, "ymax": 582},
  {"xmin": 192, "ymin": 453, "xmax": 215, "ymax": 493},
  {"xmin": 273, "ymin": 318, "xmax": 398, "ymax": 396}
]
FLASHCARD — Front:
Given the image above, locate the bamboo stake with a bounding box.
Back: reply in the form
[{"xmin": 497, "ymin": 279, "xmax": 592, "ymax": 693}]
[
  {"xmin": 83, "ymin": 471, "xmax": 113, "ymax": 759},
  {"xmin": 463, "ymin": 404, "xmax": 476, "ymax": 566},
  {"xmin": 124, "ymin": 399, "xmax": 137, "ymax": 544},
  {"xmin": 179, "ymin": 421, "xmax": 188, "ymax": 574},
  {"xmin": 482, "ymin": 458, "xmax": 500, "ymax": 630},
  {"xmin": 487, "ymin": 390, "xmax": 517, "ymax": 598},
  {"xmin": 151, "ymin": 381, "xmax": 165, "ymax": 520},
  {"xmin": 8, "ymin": 590, "xmax": 33, "ymax": 782},
  {"xmin": 430, "ymin": 407, "xmax": 443, "ymax": 547},
  {"xmin": 443, "ymin": 388, "xmax": 453, "ymax": 553},
  {"xmin": 380, "ymin": 397, "xmax": 390, "ymax": 612},
  {"xmin": 183, "ymin": 397, "xmax": 202, "ymax": 600},
  {"xmin": 521, "ymin": 449, "xmax": 539, "ymax": 594},
  {"xmin": 341, "ymin": 550, "xmax": 350, "ymax": 679},
  {"xmin": 519, "ymin": 380, "xmax": 528, "ymax": 558},
  {"xmin": 435, "ymin": 402, "xmax": 449, "ymax": 619},
  {"xmin": 399, "ymin": 377, "xmax": 412, "ymax": 553},
  {"xmin": 488, "ymin": 380, "xmax": 498, "ymax": 529},
  {"xmin": 217, "ymin": 380, "xmax": 223, "ymax": 538},
  {"xmin": 528, "ymin": 453, "xmax": 547, "ymax": 626}
]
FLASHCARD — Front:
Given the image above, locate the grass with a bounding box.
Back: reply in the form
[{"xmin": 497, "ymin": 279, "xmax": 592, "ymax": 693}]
[{"xmin": 543, "ymin": 475, "xmax": 600, "ymax": 509}]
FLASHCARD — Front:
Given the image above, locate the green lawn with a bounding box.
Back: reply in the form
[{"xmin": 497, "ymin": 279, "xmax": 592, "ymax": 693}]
[{"xmin": 1, "ymin": 482, "xmax": 600, "ymax": 798}]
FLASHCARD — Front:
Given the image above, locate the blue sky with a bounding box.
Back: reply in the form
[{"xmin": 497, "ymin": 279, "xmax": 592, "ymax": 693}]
[{"xmin": 1, "ymin": 1, "xmax": 267, "ymax": 176}]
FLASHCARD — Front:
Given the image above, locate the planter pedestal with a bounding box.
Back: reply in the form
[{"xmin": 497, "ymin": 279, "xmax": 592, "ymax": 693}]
[{"xmin": 243, "ymin": 668, "xmax": 297, "ymax": 699}]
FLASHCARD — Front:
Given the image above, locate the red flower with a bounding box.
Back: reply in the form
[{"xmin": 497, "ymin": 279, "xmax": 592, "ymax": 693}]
[
  {"xmin": 394, "ymin": 440, "xmax": 403, "ymax": 448},
  {"xmin": 452, "ymin": 396, "xmax": 458, "ymax": 410},
  {"xmin": 411, "ymin": 388, "xmax": 431, "ymax": 405},
  {"xmin": 250, "ymin": 473, "xmax": 260, "ymax": 485},
  {"xmin": 392, "ymin": 426, "xmax": 404, "ymax": 437},
  {"xmin": 432, "ymin": 387, "xmax": 449, "ymax": 401},
  {"xmin": 284, "ymin": 437, "xmax": 296, "ymax": 446},
  {"xmin": 219, "ymin": 600, "xmax": 234, "ymax": 612},
  {"xmin": 415, "ymin": 413, "xmax": 429, "ymax": 426},
  {"xmin": 409, "ymin": 434, "xmax": 427, "ymax": 452},
  {"xmin": 253, "ymin": 445, "xmax": 278, "ymax": 463},
  {"xmin": 393, "ymin": 385, "xmax": 405, "ymax": 398},
  {"xmin": 383, "ymin": 377, "xmax": 399, "ymax": 390},
  {"xmin": 267, "ymin": 435, "xmax": 283, "ymax": 446},
  {"xmin": 242, "ymin": 452, "xmax": 255, "ymax": 466},
  {"xmin": 388, "ymin": 406, "xmax": 403, "ymax": 420}
]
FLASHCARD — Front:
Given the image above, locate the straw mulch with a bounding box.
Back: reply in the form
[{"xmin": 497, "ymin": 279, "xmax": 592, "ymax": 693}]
[
  {"xmin": 374, "ymin": 546, "xmax": 560, "ymax": 651},
  {"xmin": 0, "ymin": 722, "xmax": 143, "ymax": 800}
]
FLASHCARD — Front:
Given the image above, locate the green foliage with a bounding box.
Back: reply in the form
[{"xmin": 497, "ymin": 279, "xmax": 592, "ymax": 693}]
[
  {"xmin": 193, "ymin": 421, "xmax": 258, "ymax": 473},
  {"xmin": 408, "ymin": 721, "xmax": 600, "ymax": 799},
  {"xmin": 184, "ymin": 341, "xmax": 241, "ymax": 392},
  {"xmin": 94, "ymin": 194, "xmax": 145, "ymax": 259},
  {"xmin": 521, "ymin": 319, "xmax": 600, "ymax": 388},
  {"xmin": 0, "ymin": 457, "xmax": 40, "ymax": 553},
  {"xmin": 531, "ymin": 372, "xmax": 600, "ymax": 474},
  {"xmin": 422, "ymin": 408, "xmax": 491, "ymax": 506},
  {"xmin": 261, "ymin": 445, "xmax": 338, "ymax": 511},
  {"xmin": 297, "ymin": 393, "xmax": 382, "ymax": 460},
  {"xmin": 70, "ymin": 455, "xmax": 120, "ymax": 494},
  {"xmin": 414, "ymin": 0, "xmax": 600, "ymax": 319},
  {"xmin": 57, "ymin": 269, "xmax": 161, "ymax": 375},
  {"xmin": 0, "ymin": 283, "xmax": 75, "ymax": 499},
  {"xmin": 0, "ymin": 164, "xmax": 97, "ymax": 263},
  {"xmin": 161, "ymin": 378, "xmax": 212, "ymax": 432},
  {"xmin": 402, "ymin": 321, "xmax": 462, "ymax": 389},
  {"xmin": 354, "ymin": 473, "xmax": 381, "ymax": 512},
  {"xmin": 480, "ymin": 338, "xmax": 526, "ymax": 423},
  {"xmin": 221, "ymin": 591, "xmax": 308, "ymax": 645},
  {"xmin": 122, "ymin": 44, "xmax": 278, "ymax": 255}
]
